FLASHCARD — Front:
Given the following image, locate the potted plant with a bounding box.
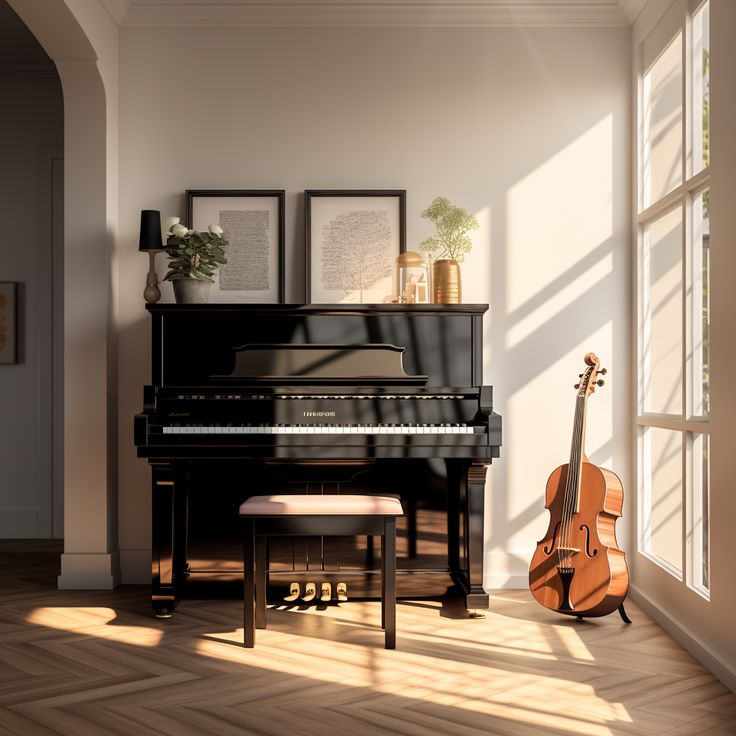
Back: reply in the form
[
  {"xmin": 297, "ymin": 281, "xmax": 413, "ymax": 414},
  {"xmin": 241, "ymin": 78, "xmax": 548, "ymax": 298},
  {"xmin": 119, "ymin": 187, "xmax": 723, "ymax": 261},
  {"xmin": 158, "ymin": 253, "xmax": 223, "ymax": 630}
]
[
  {"xmin": 419, "ymin": 196, "xmax": 479, "ymax": 303},
  {"xmin": 163, "ymin": 218, "xmax": 228, "ymax": 303}
]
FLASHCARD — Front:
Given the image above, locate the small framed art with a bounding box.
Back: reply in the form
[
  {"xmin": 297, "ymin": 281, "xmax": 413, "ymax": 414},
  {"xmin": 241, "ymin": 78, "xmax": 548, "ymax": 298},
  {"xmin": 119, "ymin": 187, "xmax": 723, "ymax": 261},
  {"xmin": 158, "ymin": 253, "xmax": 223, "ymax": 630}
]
[
  {"xmin": 186, "ymin": 190, "xmax": 285, "ymax": 303},
  {"xmin": 0, "ymin": 282, "xmax": 17, "ymax": 364},
  {"xmin": 305, "ymin": 190, "xmax": 406, "ymax": 303}
]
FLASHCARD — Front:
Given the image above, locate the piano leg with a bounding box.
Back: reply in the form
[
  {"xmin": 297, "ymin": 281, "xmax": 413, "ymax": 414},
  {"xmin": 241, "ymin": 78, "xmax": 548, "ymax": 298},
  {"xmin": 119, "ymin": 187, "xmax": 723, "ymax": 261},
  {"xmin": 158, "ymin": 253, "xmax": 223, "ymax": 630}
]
[
  {"xmin": 466, "ymin": 462, "xmax": 490, "ymax": 612},
  {"xmin": 151, "ymin": 461, "xmax": 189, "ymax": 617},
  {"xmin": 446, "ymin": 460, "xmax": 490, "ymax": 613}
]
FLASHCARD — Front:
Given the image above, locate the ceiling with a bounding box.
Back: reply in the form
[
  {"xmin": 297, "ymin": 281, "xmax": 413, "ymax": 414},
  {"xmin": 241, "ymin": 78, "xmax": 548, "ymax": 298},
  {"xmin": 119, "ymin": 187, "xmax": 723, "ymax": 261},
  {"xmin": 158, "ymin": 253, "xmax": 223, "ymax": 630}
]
[{"xmin": 101, "ymin": 0, "xmax": 648, "ymax": 27}]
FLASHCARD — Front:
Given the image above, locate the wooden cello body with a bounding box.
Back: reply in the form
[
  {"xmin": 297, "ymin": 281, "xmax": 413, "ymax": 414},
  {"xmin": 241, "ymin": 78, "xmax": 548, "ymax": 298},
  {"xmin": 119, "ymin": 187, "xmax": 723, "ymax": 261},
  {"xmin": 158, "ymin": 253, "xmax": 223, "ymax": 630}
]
[{"xmin": 529, "ymin": 354, "xmax": 630, "ymax": 619}]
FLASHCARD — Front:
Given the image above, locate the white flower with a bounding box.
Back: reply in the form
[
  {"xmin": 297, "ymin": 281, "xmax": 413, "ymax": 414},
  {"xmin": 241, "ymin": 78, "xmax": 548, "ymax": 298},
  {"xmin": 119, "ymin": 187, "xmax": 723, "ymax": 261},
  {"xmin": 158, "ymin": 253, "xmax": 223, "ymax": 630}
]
[
  {"xmin": 163, "ymin": 216, "xmax": 180, "ymax": 233},
  {"xmin": 171, "ymin": 223, "xmax": 188, "ymax": 238},
  {"xmin": 209, "ymin": 224, "xmax": 224, "ymax": 235}
]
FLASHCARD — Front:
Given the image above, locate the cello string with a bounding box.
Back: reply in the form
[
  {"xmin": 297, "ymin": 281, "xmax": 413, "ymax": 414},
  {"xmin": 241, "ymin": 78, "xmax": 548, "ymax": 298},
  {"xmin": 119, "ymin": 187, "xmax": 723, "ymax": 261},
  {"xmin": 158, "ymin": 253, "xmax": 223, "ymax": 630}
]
[
  {"xmin": 559, "ymin": 393, "xmax": 579, "ymax": 569},
  {"xmin": 567, "ymin": 395, "xmax": 583, "ymax": 567},
  {"xmin": 564, "ymin": 378, "xmax": 589, "ymax": 569},
  {"xmin": 561, "ymin": 391, "xmax": 583, "ymax": 569},
  {"xmin": 560, "ymin": 393, "xmax": 580, "ymax": 569}
]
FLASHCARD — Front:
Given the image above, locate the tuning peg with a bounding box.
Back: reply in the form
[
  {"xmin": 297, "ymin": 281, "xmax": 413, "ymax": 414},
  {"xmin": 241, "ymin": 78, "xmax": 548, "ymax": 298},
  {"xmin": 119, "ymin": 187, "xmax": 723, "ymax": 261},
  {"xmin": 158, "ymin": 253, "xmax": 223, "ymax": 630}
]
[
  {"xmin": 574, "ymin": 383, "xmax": 580, "ymax": 389},
  {"xmin": 599, "ymin": 368, "xmax": 608, "ymax": 375},
  {"xmin": 578, "ymin": 373, "xmax": 584, "ymax": 378},
  {"xmin": 596, "ymin": 379, "xmax": 605, "ymax": 387}
]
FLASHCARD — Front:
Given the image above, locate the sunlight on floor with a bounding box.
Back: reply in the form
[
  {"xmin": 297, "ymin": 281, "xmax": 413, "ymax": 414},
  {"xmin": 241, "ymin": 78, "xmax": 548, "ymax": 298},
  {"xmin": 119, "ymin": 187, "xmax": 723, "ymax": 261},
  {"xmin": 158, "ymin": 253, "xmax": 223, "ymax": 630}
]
[
  {"xmin": 26, "ymin": 607, "xmax": 164, "ymax": 647},
  {"xmin": 193, "ymin": 600, "xmax": 631, "ymax": 736}
]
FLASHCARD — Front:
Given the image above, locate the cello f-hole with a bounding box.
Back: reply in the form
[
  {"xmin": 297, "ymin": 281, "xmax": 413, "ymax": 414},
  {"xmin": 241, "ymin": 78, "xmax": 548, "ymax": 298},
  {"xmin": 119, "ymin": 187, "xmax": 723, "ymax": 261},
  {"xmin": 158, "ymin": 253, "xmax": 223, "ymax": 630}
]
[
  {"xmin": 579, "ymin": 524, "xmax": 598, "ymax": 557},
  {"xmin": 543, "ymin": 521, "xmax": 561, "ymax": 555}
]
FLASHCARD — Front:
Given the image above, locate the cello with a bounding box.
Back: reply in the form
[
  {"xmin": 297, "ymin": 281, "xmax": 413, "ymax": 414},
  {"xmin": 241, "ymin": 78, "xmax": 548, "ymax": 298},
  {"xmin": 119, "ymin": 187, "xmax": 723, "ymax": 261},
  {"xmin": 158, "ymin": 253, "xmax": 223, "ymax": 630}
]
[{"xmin": 529, "ymin": 353, "xmax": 631, "ymax": 622}]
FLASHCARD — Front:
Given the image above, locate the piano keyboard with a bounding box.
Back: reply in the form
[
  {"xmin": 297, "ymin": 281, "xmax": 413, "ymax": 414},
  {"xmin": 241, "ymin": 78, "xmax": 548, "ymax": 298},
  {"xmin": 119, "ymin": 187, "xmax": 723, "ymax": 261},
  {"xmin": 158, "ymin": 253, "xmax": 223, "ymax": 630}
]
[{"xmin": 162, "ymin": 424, "xmax": 483, "ymax": 435}]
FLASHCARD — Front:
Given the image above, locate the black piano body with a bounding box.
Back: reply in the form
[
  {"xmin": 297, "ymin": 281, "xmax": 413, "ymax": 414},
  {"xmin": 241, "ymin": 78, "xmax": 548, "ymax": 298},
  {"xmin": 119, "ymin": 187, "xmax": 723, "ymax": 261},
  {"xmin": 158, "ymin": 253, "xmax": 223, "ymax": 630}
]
[{"xmin": 135, "ymin": 303, "xmax": 502, "ymax": 616}]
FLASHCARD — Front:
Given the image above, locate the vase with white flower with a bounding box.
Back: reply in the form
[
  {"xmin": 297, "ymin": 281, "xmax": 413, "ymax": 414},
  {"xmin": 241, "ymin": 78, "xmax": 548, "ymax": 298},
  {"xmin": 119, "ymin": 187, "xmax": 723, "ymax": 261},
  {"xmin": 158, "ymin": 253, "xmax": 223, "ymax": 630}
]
[{"xmin": 163, "ymin": 218, "xmax": 228, "ymax": 303}]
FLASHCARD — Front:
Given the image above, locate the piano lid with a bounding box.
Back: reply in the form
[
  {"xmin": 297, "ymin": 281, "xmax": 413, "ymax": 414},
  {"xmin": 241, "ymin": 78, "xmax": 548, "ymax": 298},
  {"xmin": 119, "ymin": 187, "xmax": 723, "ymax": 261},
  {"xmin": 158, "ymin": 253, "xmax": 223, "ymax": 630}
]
[{"xmin": 212, "ymin": 343, "xmax": 428, "ymax": 385}]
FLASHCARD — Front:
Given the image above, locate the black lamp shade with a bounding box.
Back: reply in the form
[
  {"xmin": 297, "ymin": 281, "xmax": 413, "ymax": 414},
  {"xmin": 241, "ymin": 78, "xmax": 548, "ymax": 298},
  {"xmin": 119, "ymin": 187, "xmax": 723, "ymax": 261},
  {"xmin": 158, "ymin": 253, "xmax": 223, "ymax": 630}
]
[{"xmin": 139, "ymin": 209, "xmax": 163, "ymax": 251}]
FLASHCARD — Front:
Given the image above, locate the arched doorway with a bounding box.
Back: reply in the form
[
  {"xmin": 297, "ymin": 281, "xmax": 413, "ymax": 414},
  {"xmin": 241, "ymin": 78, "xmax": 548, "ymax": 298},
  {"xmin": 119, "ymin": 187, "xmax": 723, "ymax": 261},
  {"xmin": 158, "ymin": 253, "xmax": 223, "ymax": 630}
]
[
  {"xmin": 7, "ymin": 0, "xmax": 118, "ymax": 588},
  {"xmin": 0, "ymin": 1, "xmax": 63, "ymax": 538}
]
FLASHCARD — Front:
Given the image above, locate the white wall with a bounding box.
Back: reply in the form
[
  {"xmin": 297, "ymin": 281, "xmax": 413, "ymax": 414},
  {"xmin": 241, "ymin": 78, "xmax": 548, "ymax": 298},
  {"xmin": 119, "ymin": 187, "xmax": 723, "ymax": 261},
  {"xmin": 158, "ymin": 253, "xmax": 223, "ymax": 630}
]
[
  {"xmin": 0, "ymin": 71, "xmax": 63, "ymax": 537},
  {"xmin": 117, "ymin": 25, "xmax": 631, "ymax": 587}
]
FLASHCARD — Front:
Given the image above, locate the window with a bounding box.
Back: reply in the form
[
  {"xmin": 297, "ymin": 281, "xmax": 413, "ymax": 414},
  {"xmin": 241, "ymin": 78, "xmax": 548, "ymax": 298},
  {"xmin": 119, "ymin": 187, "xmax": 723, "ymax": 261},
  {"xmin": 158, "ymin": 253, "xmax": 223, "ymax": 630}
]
[{"xmin": 637, "ymin": 0, "xmax": 710, "ymax": 597}]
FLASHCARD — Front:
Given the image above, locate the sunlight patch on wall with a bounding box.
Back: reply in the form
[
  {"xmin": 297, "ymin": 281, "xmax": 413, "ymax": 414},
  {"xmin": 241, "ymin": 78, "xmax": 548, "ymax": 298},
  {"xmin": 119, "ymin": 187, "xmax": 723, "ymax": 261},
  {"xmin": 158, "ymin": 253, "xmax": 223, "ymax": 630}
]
[{"xmin": 506, "ymin": 115, "xmax": 614, "ymax": 350}]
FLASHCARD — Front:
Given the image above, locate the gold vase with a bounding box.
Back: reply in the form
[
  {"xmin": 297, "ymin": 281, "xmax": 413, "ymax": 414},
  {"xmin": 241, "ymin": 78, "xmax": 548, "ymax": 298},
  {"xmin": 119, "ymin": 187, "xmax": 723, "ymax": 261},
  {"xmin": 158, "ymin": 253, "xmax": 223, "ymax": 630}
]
[{"xmin": 432, "ymin": 259, "xmax": 462, "ymax": 303}]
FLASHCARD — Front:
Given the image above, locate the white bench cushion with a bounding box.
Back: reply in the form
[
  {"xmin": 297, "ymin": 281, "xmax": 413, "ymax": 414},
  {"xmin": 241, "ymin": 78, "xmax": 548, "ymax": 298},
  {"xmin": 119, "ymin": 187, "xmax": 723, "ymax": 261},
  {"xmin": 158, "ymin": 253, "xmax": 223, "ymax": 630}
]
[{"xmin": 239, "ymin": 494, "xmax": 403, "ymax": 517}]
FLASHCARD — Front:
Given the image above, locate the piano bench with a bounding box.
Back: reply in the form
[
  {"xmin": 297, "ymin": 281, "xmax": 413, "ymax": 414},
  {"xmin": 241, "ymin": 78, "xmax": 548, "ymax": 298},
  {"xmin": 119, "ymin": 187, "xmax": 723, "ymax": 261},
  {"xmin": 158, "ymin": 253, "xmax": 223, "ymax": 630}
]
[{"xmin": 238, "ymin": 494, "xmax": 404, "ymax": 649}]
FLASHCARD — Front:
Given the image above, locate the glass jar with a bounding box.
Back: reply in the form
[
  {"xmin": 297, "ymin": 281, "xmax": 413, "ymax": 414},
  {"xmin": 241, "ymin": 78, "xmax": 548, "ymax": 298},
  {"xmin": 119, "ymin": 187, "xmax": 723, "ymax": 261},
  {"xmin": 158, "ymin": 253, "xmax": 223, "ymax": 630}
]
[{"xmin": 396, "ymin": 251, "xmax": 430, "ymax": 304}]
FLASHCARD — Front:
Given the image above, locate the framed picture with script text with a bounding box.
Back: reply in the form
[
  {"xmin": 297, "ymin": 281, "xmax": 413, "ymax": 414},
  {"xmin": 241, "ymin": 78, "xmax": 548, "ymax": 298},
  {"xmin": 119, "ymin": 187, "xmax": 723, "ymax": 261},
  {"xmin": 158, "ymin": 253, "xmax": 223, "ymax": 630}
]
[
  {"xmin": 305, "ymin": 190, "xmax": 406, "ymax": 303},
  {"xmin": 186, "ymin": 190, "xmax": 285, "ymax": 303}
]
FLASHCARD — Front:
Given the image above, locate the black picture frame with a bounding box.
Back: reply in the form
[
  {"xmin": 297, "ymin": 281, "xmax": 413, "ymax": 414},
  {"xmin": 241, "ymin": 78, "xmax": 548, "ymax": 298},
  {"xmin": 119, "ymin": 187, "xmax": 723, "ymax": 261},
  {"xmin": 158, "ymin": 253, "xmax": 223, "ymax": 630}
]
[
  {"xmin": 186, "ymin": 189, "xmax": 285, "ymax": 303},
  {"xmin": 305, "ymin": 189, "xmax": 406, "ymax": 304},
  {"xmin": 0, "ymin": 282, "xmax": 17, "ymax": 364}
]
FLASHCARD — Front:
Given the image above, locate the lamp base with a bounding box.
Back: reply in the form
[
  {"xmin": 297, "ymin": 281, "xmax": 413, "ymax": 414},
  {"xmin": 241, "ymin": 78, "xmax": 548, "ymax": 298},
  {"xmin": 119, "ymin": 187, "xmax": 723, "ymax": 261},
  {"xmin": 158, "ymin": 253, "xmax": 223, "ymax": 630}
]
[
  {"xmin": 143, "ymin": 282, "xmax": 161, "ymax": 304},
  {"xmin": 143, "ymin": 250, "xmax": 162, "ymax": 304}
]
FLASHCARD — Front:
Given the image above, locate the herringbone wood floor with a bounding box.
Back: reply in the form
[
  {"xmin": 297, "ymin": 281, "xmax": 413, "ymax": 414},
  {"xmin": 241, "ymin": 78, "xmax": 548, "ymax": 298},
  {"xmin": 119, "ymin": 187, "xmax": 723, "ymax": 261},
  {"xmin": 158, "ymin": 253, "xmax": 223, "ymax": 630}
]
[{"xmin": 0, "ymin": 541, "xmax": 734, "ymax": 736}]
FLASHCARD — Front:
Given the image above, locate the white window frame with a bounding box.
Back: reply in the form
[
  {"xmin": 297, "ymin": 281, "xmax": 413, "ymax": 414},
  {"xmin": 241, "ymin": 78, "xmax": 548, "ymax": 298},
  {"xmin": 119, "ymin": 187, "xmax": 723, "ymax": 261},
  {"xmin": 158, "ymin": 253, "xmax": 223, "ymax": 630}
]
[{"xmin": 636, "ymin": 0, "xmax": 710, "ymax": 598}]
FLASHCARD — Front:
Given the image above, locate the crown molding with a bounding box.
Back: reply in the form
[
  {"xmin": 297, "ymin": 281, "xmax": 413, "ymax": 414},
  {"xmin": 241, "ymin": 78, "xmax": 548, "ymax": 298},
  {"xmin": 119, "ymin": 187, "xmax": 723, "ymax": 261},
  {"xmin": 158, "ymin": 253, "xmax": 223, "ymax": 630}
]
[
  {"xmin": 100, "ymin": 0, "xmax": 131, "ymax": 26},
  {"xmin": 619, "ymin": 0, "xmax": 648, "ymax": 24},
  {"xmin": 114, "ymin": 1, "xmax": 632, "ymax": 28}
]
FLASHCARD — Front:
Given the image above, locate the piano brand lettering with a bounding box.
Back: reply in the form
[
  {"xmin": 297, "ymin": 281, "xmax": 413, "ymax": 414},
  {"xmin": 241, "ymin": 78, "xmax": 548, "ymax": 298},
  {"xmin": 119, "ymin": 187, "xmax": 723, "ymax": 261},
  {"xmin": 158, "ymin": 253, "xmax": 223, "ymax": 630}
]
[{"xmin": 303, "ymin": 410, "xmax": 336, "ymax": 417}]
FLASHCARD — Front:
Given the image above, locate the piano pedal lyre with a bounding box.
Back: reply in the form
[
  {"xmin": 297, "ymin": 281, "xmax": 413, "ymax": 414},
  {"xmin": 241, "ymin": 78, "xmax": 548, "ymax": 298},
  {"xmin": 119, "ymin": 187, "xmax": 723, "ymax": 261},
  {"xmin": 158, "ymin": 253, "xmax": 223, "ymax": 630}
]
[
  {"xmin": 320, "ymin": 582, "xmax": 332, "ymax": 602},
  {"xmin": 336, "ymin": 582, "xmax": 348, "ymax": 602},
  {"xmin": 283, "ymin": 582, "xmax": 300, "ymax": 602}
]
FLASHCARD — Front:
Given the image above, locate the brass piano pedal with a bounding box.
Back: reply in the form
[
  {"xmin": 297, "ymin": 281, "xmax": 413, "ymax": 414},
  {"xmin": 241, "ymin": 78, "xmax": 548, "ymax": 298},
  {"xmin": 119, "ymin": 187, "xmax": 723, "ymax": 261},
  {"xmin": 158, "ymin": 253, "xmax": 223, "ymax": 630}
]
[
  {"xmin": 320, "ymin": 582, "xmax": 332, "ymax": 602},
  {"xmin": 336, "ymin": 582, "xmax": 348, "ymax": 602},
  {"xmin": 302, "ymin": 582, "xmax": 317, "ymax": 602},
  {"xmin": 283, "ymin": 582, "xmax": 300, "ymax": 602}
]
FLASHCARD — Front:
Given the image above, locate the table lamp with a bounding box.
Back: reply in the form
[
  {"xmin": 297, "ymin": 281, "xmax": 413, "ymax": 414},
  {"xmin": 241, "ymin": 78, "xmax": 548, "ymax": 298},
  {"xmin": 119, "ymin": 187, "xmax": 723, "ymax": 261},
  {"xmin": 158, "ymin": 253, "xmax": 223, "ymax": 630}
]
[{"xmin": 139, "ymin": 209, "xmax": 164, "ymax": 304}]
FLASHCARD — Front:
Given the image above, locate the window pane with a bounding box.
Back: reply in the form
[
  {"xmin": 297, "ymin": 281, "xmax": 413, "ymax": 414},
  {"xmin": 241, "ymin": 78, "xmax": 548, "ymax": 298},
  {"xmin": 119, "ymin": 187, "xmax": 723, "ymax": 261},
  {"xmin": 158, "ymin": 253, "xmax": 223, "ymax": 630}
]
[
  {"xmin": 691, "ymin": 189, "xmax": 710, "ymax": 416},
  {"xmin": 642, "ymin": 33, "xmax": 683, "ymax": 208},
  {"xmin": 688, "ymin": 433, "xmax": 710, "ymax": 594},
  {"xmin": 692, "ymin": 2, "xmax": 710, "ymax": 174},
  {"xmin": 640, "ymin": 427, "xmax": 682, "ymax": 575},
  {"xmin": 641, "ymin": 208, "xmax": 682, "ymax": 415}
]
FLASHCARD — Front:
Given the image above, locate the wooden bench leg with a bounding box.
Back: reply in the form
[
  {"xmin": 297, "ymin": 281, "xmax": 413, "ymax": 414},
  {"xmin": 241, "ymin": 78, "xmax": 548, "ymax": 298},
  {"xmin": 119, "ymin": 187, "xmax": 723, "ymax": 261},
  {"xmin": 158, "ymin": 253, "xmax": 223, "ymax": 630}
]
[
  {"xmin": 256, "ymin": 535, "xmax": 267, "ymax": 630},
  {"xmin": 381, "ymin": 533, "xmax": 386, "ymax": 630},
  {"xmin": 383, "ymin": 517, "xmax": 396, "ymax": 649},
  {"xmin": 243, "ymin": 519, "xmax": 255, "ymax": 648}
]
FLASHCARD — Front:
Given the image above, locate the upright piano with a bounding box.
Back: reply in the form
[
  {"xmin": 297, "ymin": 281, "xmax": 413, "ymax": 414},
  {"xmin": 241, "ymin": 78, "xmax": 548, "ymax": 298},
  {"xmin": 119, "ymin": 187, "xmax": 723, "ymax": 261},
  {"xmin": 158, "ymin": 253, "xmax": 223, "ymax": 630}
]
[{"xmin": 135, "ymin": 304, "xmax": 502, "ymax": 616}]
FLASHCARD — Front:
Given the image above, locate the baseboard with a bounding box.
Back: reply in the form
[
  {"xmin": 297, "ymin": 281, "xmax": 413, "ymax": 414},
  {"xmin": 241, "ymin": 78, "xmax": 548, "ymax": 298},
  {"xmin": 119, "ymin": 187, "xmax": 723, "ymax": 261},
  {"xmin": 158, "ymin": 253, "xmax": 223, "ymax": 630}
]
[
  {"xmin": 58, "ymin": 550, "xmax": 120, "ymax": 590},
  {"xmin": 630, "ymin": 584, "xmax": 736, "ymax": 693},
  {"xmin": 484, "ymin": 573, "xmax": 528, "ymax": 589}
]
